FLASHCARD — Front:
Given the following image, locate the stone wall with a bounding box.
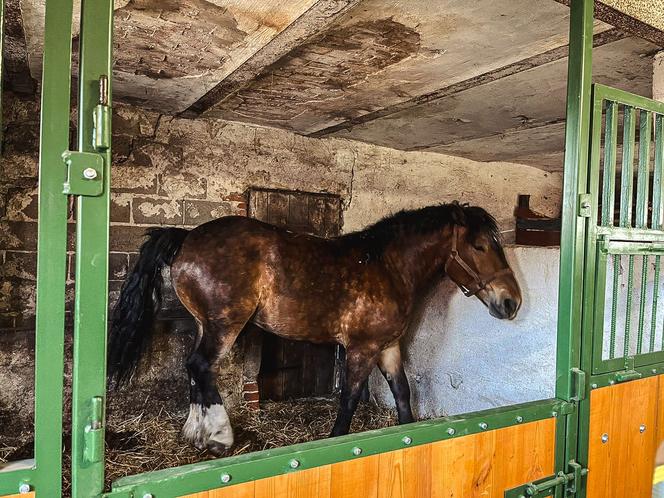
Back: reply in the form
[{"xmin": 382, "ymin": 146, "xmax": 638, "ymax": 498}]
[{"xmin": 0, "ymin": 91, "xmax": 563, "ymax": 436}]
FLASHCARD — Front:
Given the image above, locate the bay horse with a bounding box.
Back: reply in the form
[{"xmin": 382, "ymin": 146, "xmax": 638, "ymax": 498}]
[{"xmin": 108, "ymin": 202, "xmax": 521, "ymax": 454}]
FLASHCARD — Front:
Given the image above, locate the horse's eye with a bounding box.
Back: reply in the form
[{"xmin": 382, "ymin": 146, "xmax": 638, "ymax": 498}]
[{"xmin": 473, "ymin": 245, "xmax": 486, "ymax": 252}]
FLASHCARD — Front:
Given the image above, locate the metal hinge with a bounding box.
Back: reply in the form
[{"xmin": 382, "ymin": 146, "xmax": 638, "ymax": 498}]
[
  {"xmin": 62, "ymin": 75, "xmax": 110, "ymax": 197},
  {"xmin": 83, "ymin": 396, "xmax": 104, "ymax": 463},
  {"xmin": 578, "ymin": 193, "xmax": 592, "ymax": 217},
  {"xmin": 505, "ymin": 460, "xmax": 588, "ymax": 498}
]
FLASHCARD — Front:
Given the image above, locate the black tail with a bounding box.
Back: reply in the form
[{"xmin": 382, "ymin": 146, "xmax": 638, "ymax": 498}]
[{"xmin": 107, "ymin": 227, "xmax": 189, "ymax": 388}]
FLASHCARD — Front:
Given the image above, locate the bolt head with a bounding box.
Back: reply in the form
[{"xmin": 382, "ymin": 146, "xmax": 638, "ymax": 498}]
[
  {"xmin": 479, "ymin": 422, "xmax": 488, "ymax": 430},
  {"xmin": 83, "ymin": 167, "xmax": 98, "ymax": 180},
  {"xmin": 640, "ymin": 424, "xmax": 647, "ymax": 433},
  {"xmin": 591, "ymin": 383, "xmax": 598, "ymax": 389},
  {"xmin": 289, "ymin": 459, "xmax": 300, "ymax": 469},
  {"xmin": 402, "ymin": 436, "xmax": 412, "ymax": 445},
  {"xmin": 18, "ymin": 484, "xmax": 31, "ymax": 494},
  {"xmin": 142, "ymin": 494, "xmax": 153, "ymax": 498},
  {"xmin": 352, "ymin": 447, "xmax": 362, "ymax": 456},
  {"xmin": 446, "ymin": 427, "xmax": 456, "ymax": 436},
  {"xmin": 220, "ymin": 473, "xmax": 232, "ymax": 483},
  {"xmin": 552, "ymin": 411, "xmax": 558, "ymax": 418},
  {"xmin": 515, "ymin": 416, "xmax": 524, "ymax": 423},
  {"xmin": 601, "ymin": 433, "xmax": 609, "ymax": 443},
  {"xmin": 653, "ymin": 369, "xmax": 658, "ymax": 374}
]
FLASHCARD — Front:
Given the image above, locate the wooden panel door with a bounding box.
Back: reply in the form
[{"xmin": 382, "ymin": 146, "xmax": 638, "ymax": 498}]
[
  {"xmin": 247, "ymin": 188, "xmax": 342, "ymax": 401},
  {"xmin": 586, "ymin": 376, "xmax": 659, "ymax": 498}
]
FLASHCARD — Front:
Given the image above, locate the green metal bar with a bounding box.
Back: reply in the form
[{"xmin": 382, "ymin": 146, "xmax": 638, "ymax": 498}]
[
  {"xmin": 624, "ymin": 255, "xmax": 635, "ymax": 359},
  {"xmin": 601, "ymin": 101, "xmax": 618, "ymax": 226},
  {"xmin": 655, "ymin": 115, "xmax": 664, "ymax": 230},
  {"xmin": 636, "ymin": 110, "xmax": 651, "ymax": 228},
  {"xmin": 609, "ymin": 254, "xmax": 619, "ymax": 359},
  {"xmin": 637, "ymin": 255, "xmax": 648, "ymax": 354},
  {"xmin": 559, "ymin": 1, "xmax": 594, "ymax": 497},
  {"xmin": 652, "ymin": 256, "xmax": 660, "ymax": 353},
  {"xmin": 620, "ymin": 106, "xmax": 636, "ymax": 228},
  {"xmin": 70, "ymin": 0, "xmax": 113, "ymax": 495},
  {"xmin": 104, "ymin": 398, "xmax": 565, "ymax": 498},
  {"xmin": 20, "ymin": 0, "xmax": 75, "ymax": 495},
  {"xmin": 594, "ymin": 83, "xmax": 664, "ymax": 115}
]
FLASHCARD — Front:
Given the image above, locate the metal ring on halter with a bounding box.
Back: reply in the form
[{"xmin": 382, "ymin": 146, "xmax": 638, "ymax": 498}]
[{"xmin": 444, "ymin": 224, "xmax": 513, "ymax": 297}]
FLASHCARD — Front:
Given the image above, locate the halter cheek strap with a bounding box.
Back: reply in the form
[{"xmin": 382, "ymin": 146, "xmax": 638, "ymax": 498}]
[{"xmin": 444, "ymin": 225, "xmax": 513, "ymax": 297}]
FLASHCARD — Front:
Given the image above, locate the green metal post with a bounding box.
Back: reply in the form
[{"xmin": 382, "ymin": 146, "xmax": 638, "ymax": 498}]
[
  {"xmin": 70, "ymin": 0, "xmax": 113, "ymax": 495},
  {"xmin": 556, "ymin": 0, "xmax": 594, "ymax": 482},
  {"xmin": 33, "ymin": 0, "xmax": 74, "ymax": 494}
]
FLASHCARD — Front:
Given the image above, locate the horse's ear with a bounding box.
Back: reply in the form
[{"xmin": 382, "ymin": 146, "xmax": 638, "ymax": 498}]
[{"xmin": 450, "ymin": 202, "xmax": 467, "ymax": 225}]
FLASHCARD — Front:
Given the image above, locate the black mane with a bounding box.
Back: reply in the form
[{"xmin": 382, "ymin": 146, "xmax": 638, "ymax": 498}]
[{"xmin": 340, "ymin": 202, "xmax": 500, "ymax": 257}]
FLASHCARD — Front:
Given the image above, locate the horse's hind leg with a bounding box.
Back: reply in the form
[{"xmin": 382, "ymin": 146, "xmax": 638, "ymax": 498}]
[
  {"xmin": 377, "ymin": 343, "xmax": 414, "ymax": 425},
  {"xmin": 330, "ymin": 346, "xmax": 379, "ymax": 437},
  {"xmin": 183, "ymin": 319, "xmax": 244, "ymax": 455}
]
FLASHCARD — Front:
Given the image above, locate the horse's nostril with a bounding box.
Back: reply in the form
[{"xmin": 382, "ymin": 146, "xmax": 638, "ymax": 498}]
[{"xmin": 503, "ymin": 298, "xmax": 516, "ymax": 316}]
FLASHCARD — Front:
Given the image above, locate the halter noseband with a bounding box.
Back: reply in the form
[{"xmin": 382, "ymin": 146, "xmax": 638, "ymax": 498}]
[{"xmin": 444, "ymin": 224, "xmax": 514, "ymax": 297}]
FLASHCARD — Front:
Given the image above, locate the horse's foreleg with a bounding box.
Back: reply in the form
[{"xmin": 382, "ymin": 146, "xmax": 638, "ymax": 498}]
[
  {"xmin": 183, "ymin": 319, "xmax": 244, "ymax": 455},
  {"xmin": 330, "ymin": 346, "xmax": 379, "ymax": 437},
  {"xmin": 378, "ymin": 343, "xmax": 414, "ymax": 425}
]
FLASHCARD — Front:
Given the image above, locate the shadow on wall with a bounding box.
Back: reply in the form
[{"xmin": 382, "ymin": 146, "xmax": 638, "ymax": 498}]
[{"xmin": 369, "ymin": 245, "xmax": 559, "ymax": 419}]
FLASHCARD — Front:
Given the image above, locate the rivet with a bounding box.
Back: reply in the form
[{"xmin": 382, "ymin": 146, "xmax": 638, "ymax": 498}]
[
  {"xmin": 82, "ymin": 167, "xmax": 98, "ymax": 180},
  {"xmin": 552, "ymin": 411, "xmax": 558, "ymax": 418},
  {"xmin": 591, "ymin": 383, "xmax": 598, "ymax": 389},
  {"xmin": 221, "ymin": 473, "xmax": 232, "ymax": 483},
  {"xmin": 479, "ymin": 422, "xmax": 488, "ymax": 430},
  {"xmin": 142, "ymin": 494, "xmax": 153, "ymax": 498},
  {"xmin": 640, "ymin": 424, "xmax": 647, "ymax": 433},
  {"xmin": 289, "ymin": 459, "xmax": 300, "ymax": 469},
  {"xmin": 352, "ymin": 447, "xmax": 362, "ymax": 456},
  {"xmin": 446, "ymin": 427, "xmax": 456, "ymax": 436},
  {"xmin": 653, "ymin": 369, "xmax": 658, "ymax": 374},
  {"xmin": 515, "ymin": 416, "xmax": 524, "ymax": 423},
  {"xmin": 402, "ymin": 436, "xmax": 412, "ymax": 445},
  {"xmin": 18, "ymin": 484, "xmax": 31, "ymax": 494},
  {"xmin": 609, "ymin": 380, "xmax": 615, "ymax": 385},
  {"xmin": 601, "ymin": 433, "xmax": 609, "ymax": 443}
]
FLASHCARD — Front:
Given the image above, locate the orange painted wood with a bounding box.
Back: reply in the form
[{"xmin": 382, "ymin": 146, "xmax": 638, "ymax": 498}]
[
  {"xmin": 586, "ymin": 376, "xmax": 658, "ymax": 498},
  {"xmin": 1, "ymin": 494, "xmax": 35, "ymax": 498},
  {"xmin": 432, "ymin": 418, "xmax": 555, "ymax": 497},
  {"xmin": 185, "ymin": 481, "xmax": 255, "ymax": 498},
  {"xmin": 253, "ymin": 465, "xmax": 331, "ymax": 498},
  {"xmin": 180, "ymin": 419, "xmax": 555, "ymax": 498},
  {"xmin": 330, "ymin": 454, "xmax": 380, "ymax": 498}
]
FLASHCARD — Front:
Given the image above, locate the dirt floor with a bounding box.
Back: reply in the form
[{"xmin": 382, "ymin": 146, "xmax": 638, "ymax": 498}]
[{"xmin": 1, "ymin": 398, "xmax": 397, "ymax": 495}]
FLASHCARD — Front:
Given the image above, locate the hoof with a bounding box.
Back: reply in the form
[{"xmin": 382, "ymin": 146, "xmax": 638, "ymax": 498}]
[{"xmin": 183, "ymin": 403, "xmax": 234, "ymax": 452}]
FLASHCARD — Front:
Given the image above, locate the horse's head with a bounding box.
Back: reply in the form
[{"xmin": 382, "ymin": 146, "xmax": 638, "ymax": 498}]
[{"xmin": 444, "ymin": 206, "xmax": 522, "ymax": 320}]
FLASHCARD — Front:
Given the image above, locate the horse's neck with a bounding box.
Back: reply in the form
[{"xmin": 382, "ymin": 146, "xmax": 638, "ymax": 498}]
[{"xmin": 383, "ymin": 228, "xmax": 452, "ymax": 296}]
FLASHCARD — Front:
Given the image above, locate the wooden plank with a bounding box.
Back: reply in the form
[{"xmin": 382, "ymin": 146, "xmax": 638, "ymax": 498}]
[
  {"xmin": 254, "ymin": 465, "xmax": 332, "ymax": 498},
  {"xmin": 182, "ymin": 481, "xmax": 254, "ymax": 498},
  {"xmin": 433, "ymin": 418, "xmax": 555, "ymax": 497},
  {"xmin": 586, "ymin": 376, "xmax": 659, "ymax": 498},
  {"xmin": 288, "ymin": 193, "xmax": 312, "ymax": 234},
  {"xmin": 1, "ymin": 494, "xmax": 36, "ymax": 498},
  {"xmin": 657, "ymin": 375, "xmax": 664, "ymax": 466},
  {"xmin": 267, "ymin": 192, "xmax": 289, "ymax": 227},
  {"xmin": 377, "ymin": 444, "xmax": 432, "ymax": 498},
  {"xmin": 182, "ymin": 419, "xmax": 554, "ymax": 498},
  {"xmin": 248, "ymin": 189, "xmax": 269, "ymax": 222},
  {"xmin": 330, "ymin": 454, "xmax": 380, "ymax": 498}
]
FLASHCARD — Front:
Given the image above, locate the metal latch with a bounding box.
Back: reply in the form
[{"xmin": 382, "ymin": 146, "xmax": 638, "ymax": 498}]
[
  {"xmin": 93, "ymin": 75, "xmax": 110, "ymax": 151},
  {"xmin": 578, "ymin": 193, "xmax": 592, "ymax": 217},
  {"xmin": 62, "ymin": 150, "xmax": 104, "ymax": 196},
  {"xmin": 571, "ymin": 367, "xmax": 587, "ymax": 402},
  {"xmin": 83, "ymin": 397, "xmax": 104, "ymax": 463},
  {"xmin": 505, "ymin": 460, "xmax": 588, "ymax": 497}
]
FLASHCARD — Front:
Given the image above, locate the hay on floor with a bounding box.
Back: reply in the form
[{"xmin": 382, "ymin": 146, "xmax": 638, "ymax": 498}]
[{"xmin": 102, "ymin": 398, "xmax": 397, "ymax": 491}]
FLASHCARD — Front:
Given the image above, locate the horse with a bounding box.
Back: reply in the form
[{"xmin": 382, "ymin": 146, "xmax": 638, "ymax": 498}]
[{"xmin": 107, "ymin": 202, "xmax": 522, "ymax": 455}]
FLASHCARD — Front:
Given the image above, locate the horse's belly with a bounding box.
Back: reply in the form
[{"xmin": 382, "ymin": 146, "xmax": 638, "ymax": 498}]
[{"xmin": 253, "ymin": 304, "xmax": 341, "ymax": 345}]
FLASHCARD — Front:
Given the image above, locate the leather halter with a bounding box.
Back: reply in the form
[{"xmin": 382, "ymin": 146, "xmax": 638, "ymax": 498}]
[{"xmin": 444, "ymin": 225, "xmax": 514, "ymax": 297}]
